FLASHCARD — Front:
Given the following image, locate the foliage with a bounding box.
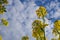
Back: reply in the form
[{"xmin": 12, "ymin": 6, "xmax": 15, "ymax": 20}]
[
  {"xmin": 0, "ymin": 0, "xmax": 9, "ymax": 26},
  {"xmin": 0, "ymin": 0, "xmax": 8, "ymax": 14},
  {"xmin": 32, "ymin": 20, "xmax": 48, "ymax": 40},
  {"xmin": 1, "ymin": 18, "xmax": 9, "ymax": 26},
  {"xmin": 32, "ymin": 25, "xmax": 44, "ymax": 38},
  {"xmin": 52, "ymin": 20, "xmax": 60, "ymax": 40},
  {"xmin": 0, "ymin": 35, "xmax": 2, "ymax": 40},
  {"xmin": 53, "ymin": 20, "xmax": 60, "ymax": 34},
  {"xmin": 0, "ymin": 0, "xmax": 8, "ymax": 4},
  {"xmin": 51, "ymin": 38, "xmax": 56, "ymax": 40},
  {"xmin": 0, "ymin": 5, "xmax": 6, "ymax": 14},
  {"xmin": 32, "ymin": 20, "xmax": 48, "ymax": 29},
  {"xmin": 0, "ymin": 0, "xmax": 8, "ymax": 40},
  {"xmin": 22, "ymin": 36, "xmax": 29, "ymax": 40},
  {"xmin": 54, "ymin": 20, "xmax": 60, "ymax": 31}
]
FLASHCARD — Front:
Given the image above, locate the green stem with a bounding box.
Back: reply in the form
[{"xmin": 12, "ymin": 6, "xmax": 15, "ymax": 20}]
[
  {"xmin": 43, "ymin": 27, "xmax": 46, "ymax": 40},
  {"xmin": 40, "ymin": 9, "xmax": 46, "ymax": 40},
  {"xmin": 42, "ymin": 16, "xmax": 45, "ymax": 40},
  {"xmin": 42, "ymin": 17, "xmax": 46, "ymax": 40}
]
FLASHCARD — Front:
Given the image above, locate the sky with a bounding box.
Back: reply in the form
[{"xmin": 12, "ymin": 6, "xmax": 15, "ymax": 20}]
[{"xmin": 0, "ymin": 0, "xmax": 60, "ymax": 40}]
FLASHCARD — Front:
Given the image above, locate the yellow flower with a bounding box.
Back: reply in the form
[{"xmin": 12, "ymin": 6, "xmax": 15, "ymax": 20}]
[
  {"xmin": 54, "ymin": 20, "xmax": 60, "ymax": 31},
  {"xmin": 0, "ymin": 35, "xmax": 2, "ymax": 40},
  {"xmin": 36, "ymin": 6, "xmax": 47, "ymax": 18},
  {"xmin": 1, "ymin": 18, "xmax": 9, "ymax": 26}
]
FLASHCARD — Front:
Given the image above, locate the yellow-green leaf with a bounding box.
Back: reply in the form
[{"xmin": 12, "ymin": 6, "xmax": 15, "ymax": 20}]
[
  {"xmin": 54, "ymin": 20, "xmax": 60, "ymax": 32},
  {"xmin": 0, "ymin": 35, "xmax": 2, "ymax": 40},
  {"xmin": 1, "ymin": 18, "xmax": 9, "ymax": 26},
  {"xmin": 22, "ymin": 36, "xmax": 29, "ymax": 40}
]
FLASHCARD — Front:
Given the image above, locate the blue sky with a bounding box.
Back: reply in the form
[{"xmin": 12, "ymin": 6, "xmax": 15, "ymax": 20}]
[{"xmin": 0, "ymin": 0, "xmax": 60, "ymax": 40}]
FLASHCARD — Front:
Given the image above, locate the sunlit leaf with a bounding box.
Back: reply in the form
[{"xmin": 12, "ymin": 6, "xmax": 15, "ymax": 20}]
[
  {"xmin": 1, "ymin": 18, "xmax": 9, "ymax": 26},
  {"xmin": 54, "ymin": 20, "xmax": 60, "ymax": 32},
  {"xmin": 32, "ymin": 20, "xmax": 48, "ymax": 40},
  {"xmin": 32, "ymin": 20, "xmax": 43, "ymax": 28},
  {"xmin": 51, "ymin": 38, "xmax": 56, "ymax": 40},
  {"xmin": 0, "ymin": 35, "xmax": 2, "ymax": 40},
  {"xmin": 52, "ymin": 20, "xmax": 60, "ymax": 40},
  {"xmin": 32, "ymin": 30, "xmax": 38, "ymax": 38},
  {"xmin": 36, "ymin": 6, "xmax": 47, "ymax": 18},
  {"xmin": 52, "ymin": 28, "xmax": 58, "ymax": 36},
  {"xmin": 0, "ymin": 0, "xmax": 8, "ymax": 14},
  {"xmin": 32, "ymin": 20, "xmax": 42, "ymax": 27},
  {"xmin": 32, "ymin": 26, "xmax": 44, "ymax": 38},
  {"xmin": 32, "ymin": 20, "xmax": 48, "ymax": 29},
  {"xmin": 0, "ymin": 5, "xmax": 6, "ymax": 14},
  {"xmin": 40, "ymin": 37, "xmax": 48, "ymax": 40}
]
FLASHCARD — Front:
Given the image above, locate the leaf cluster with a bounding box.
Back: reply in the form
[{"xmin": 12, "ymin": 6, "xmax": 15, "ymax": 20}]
[
  {"xmin": 1, "ymin": 18, "xmax": 9, "ymax": 26},
  {"xmin": 22, "ymin": 36, "xmax": 29, "ymax": 40}
]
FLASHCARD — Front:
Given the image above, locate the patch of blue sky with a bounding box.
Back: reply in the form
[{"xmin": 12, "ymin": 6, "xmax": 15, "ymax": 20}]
[
  {"xmin": 20, "ymin": 0, "xmax": 26, "ymax": 3},
  {"xmin": 34, "ymin": 0, "xmax": 55, "ymax": 6},
  {"xmin": 20, "ymin": 0, "xmax": 32, "ymax": 5},
  {"xmin": 58, "ymin": 0, "xmax": 60, "ymax": 2}
]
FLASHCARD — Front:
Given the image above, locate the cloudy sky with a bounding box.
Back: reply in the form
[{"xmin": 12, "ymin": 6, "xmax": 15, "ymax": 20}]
[{"xmin": 0, "ymin": 0, "xmax": 60, "ymax": 40}]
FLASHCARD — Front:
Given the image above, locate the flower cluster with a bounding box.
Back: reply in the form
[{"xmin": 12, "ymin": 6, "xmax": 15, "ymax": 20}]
[{"xmin": 36, "ymin": 6, "xmax": 47, "ymax": 18}]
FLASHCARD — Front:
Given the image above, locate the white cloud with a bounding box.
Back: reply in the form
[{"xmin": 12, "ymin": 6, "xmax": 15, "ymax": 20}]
[
  {"xmin": 53, "ymin": 8, "xmax": 60, "ymax": 19},
  {"xmin": 0, "ymin": 0, "xmax": 39, "ymax": 40}
]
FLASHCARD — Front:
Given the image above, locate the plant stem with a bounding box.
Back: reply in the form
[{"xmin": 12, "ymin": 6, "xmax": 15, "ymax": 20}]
[
  {"xmin": 42, "ymin": 17, "xmax": 46, "ymax": 40},
  {"xmin": 43, "ymin": 27, "xmax": 46, "ymax": 40},
  {"xmin": 40, "ymin": 9, "xmax": 46, "ymax": 40}
]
